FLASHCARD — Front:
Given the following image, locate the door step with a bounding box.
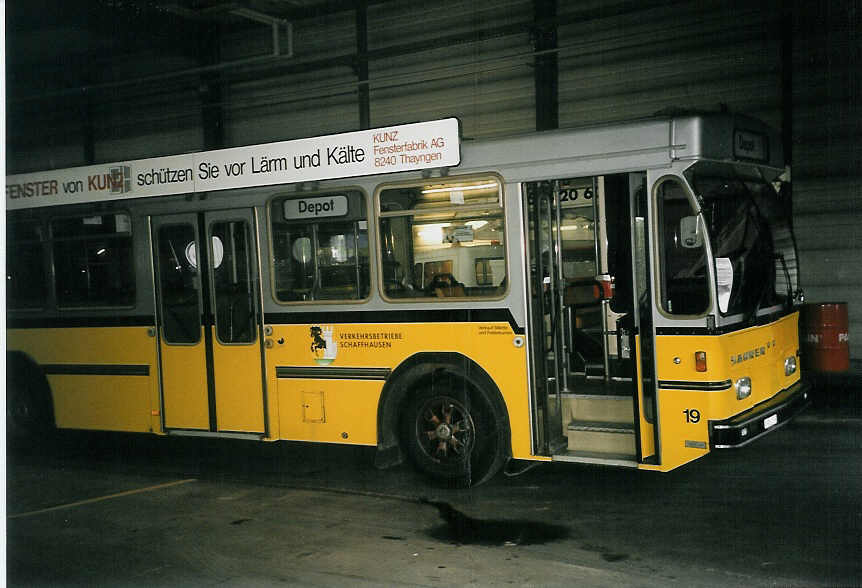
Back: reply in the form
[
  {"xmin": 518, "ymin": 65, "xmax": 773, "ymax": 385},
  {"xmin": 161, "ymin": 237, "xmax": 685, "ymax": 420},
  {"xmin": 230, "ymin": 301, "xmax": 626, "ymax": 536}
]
[
  {"xmin": 568, "ymin": 420, "xmax": 634, "ymax": 434},
  {"xmin": 566, "ymin": 419, "xmax": 636, "ymax": 455},
  {"xmin": 584, "ymin": 363, "xmax": 606, "ymax": 378},
  {"xmin": 552, "ymin": 450, "xmax": 638, "ymax": 468},
  {"xmin": 562, "ymin": 394, "xmax": 633, "ymax": 424}
]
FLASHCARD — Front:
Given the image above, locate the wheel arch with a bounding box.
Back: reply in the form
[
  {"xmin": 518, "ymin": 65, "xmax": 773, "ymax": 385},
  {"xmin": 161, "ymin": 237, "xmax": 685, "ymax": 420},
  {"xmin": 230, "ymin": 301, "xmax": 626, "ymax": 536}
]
[{"xmin": 374, "ymin": 351, "xmax": 511, "ymax": 469}]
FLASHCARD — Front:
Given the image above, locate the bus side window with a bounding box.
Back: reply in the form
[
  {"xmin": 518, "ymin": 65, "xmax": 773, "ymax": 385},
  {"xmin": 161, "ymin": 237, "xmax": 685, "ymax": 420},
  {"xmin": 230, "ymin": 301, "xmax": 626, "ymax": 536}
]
[
  {"xmin": 51, "ymin": 213, "xmax": 136, "ymax": 308},
  {"xmin": 6, "ymin": 217, "xmax": 48, "ymax": 309},
  {"xmin": 271, "ymin": 190, "xmax": 369, "ymax": 303},
  {"xmin": 378, "ymin": 178, "xmax": 506, "ymax": 299},
  {"xmin": 656, "ymin": 179, "xmax": 709, "ymax": 315}
]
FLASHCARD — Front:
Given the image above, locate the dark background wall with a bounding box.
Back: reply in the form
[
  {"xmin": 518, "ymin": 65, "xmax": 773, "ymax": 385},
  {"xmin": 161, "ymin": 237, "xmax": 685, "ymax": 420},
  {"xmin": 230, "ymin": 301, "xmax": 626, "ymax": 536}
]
[{"xmin": 6, "ymin": 0, "xmax": 861, "ymax": 359}]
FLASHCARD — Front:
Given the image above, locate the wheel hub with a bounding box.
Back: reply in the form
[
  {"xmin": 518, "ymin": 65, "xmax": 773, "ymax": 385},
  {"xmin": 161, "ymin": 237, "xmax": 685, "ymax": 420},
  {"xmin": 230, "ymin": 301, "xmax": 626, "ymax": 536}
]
[
  {"xmin": 416, "ymin": 396, "xmax": 476, "ymax": 464},
  {"xmin": 435, "ymin": 423, "xmax": 453, "ymax": 440}
]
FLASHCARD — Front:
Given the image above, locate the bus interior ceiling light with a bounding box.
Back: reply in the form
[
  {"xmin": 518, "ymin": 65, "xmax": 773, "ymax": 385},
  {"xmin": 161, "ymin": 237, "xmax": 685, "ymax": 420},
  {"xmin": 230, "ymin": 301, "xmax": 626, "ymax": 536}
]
[
  {"xmin": 421, "ymin": 183, "xmax": 498, "ymax": 194},
  {"xmin": 417, "ymin": 225, "xmax": 448, "ymax": 242}
]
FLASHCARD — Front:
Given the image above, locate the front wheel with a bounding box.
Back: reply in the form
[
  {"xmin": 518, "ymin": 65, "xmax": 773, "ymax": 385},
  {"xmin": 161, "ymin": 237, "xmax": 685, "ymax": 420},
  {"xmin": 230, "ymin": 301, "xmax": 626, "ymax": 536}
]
[{"xmin": 404, "ymin": 377, "xmax": 506, "ymax": 487}]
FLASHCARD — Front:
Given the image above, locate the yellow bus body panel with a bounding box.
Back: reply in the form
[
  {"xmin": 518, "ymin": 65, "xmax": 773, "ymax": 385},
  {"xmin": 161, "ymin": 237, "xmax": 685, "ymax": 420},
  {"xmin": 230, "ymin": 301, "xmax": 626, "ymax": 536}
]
[
  {"xmin": 265, "ymin": 321, "xmax": 532, "ymax": 459},
  {"xmin": 9, "ymin": 314, "xmax": 799, "ymax": 468},
  {"xmin": 211, "ymin": 330, "xmax": 265, "ymax": 433},
  {"xmin": 649, "ymin": 312, "xmax": 801, "ymax": 471},
  {"xmin": 48, "ymin": 374, "xmax": 152, "ymax": 432},
  {"xmin": 160, "ymin": 329, "xmax": 210, "ymax": 431},
  {"xmin": 276, "ymin": 378, "xmax": 382, "ymax": 445},
  {"xmin": 7, "ymin": 326, "xmax": 160, "ymax": 433}
]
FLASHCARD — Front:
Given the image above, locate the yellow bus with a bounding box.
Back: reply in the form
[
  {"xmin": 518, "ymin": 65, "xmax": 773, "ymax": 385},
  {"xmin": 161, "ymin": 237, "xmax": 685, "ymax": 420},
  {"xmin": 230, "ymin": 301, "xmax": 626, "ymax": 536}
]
[{"xmin": 5, "ymin": 114, "xmax": 810, "ymax": 486}]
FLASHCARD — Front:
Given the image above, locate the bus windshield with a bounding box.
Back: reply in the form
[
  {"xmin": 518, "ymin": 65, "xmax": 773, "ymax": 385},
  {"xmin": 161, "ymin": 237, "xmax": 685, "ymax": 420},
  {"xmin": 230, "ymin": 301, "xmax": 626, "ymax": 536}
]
[{"xmin": 685, "ymin": 162, "xmax": 795, "ymax": 320}]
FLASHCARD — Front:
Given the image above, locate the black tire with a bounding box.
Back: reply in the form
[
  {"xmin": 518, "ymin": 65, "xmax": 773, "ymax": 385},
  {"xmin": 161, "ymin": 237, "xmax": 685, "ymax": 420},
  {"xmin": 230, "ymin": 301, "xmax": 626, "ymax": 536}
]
[
  {"xmin": 7, "ymin": 368, "xmax": 54, "ymax": 446},
  {"xmin": 403, "ymin": 372, "xmax": 506, "ymax": 487}
]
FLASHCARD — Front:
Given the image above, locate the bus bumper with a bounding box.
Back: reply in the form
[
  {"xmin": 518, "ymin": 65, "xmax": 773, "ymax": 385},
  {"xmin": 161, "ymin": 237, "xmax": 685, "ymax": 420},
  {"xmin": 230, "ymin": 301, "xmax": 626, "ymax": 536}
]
[{"xmin": 709, "ymin": 380, "xmax": 811, "ymax": 449}]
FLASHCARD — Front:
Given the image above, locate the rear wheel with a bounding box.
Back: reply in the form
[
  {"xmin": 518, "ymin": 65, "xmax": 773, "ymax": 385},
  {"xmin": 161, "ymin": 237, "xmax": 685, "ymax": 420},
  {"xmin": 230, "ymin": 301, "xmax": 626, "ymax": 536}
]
[
  {"xmin": 7, "ymin": 358, "xmax": 55, "ymax": 446},
  {"xmin": 404, "ymin": 374, "xmax": 506, "ymax": 487},
  {"xmin": 8, "ymin": 381, "xmax": 51, "ymax": 443}
]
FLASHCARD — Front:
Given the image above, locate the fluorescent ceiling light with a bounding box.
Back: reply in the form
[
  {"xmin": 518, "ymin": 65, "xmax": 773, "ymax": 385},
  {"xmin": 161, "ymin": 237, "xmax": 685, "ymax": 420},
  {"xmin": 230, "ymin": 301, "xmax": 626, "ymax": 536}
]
[{"xmin": 421, "ymin": 183, "xmax": 498, "ymax": 194}]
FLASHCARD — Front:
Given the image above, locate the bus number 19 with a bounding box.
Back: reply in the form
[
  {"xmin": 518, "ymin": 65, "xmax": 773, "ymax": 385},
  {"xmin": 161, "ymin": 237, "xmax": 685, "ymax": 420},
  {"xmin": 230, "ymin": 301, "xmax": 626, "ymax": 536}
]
[{"xmin": 683, "ymin": 408, "xmax": 701, "ymax": 423}]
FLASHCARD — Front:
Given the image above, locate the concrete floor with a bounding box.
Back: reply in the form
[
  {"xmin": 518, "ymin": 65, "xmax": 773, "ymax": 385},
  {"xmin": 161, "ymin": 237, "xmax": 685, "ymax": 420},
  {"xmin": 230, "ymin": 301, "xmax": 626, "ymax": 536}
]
[{"xmin": 6, "ymin": 406, "xmax": 862, "ymax": 587}]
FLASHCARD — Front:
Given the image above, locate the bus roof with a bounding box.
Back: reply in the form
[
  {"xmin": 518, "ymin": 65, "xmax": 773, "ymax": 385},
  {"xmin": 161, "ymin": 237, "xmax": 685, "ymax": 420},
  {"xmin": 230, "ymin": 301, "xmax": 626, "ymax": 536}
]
[{"xmin": 457, "ymin": 112, "xmax": 783, "ymax": 182}]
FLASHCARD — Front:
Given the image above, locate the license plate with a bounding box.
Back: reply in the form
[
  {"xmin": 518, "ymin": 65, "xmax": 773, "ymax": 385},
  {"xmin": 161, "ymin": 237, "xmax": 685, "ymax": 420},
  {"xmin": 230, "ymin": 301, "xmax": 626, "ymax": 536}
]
[{"xmin": 763, "ymin": 414, "xmax": 779, "ymax": 429}]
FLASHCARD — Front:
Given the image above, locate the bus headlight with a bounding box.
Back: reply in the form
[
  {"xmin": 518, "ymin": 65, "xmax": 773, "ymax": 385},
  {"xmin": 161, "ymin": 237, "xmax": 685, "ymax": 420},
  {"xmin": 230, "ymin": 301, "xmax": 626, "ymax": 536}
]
[
  {"xmin": 785, "ymin": 356, "xmax": 797, "ymax": 376},
  {"xmin": 735, "ymin": 377, "xmax": 752, "ymax": 400}
]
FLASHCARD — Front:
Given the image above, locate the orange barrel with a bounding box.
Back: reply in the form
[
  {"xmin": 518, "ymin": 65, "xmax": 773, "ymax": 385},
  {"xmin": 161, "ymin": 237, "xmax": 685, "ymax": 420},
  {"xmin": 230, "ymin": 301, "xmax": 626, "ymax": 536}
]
[{"xmin": 800, "ymin": 302, "xmax": 850, "ymax": 372}]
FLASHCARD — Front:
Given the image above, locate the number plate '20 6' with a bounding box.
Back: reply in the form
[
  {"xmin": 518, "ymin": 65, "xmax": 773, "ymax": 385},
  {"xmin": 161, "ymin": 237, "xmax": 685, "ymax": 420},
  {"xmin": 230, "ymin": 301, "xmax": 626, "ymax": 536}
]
[{"xmin": 763, "ymin": 414, "xmax": 779, "ymax": 429}]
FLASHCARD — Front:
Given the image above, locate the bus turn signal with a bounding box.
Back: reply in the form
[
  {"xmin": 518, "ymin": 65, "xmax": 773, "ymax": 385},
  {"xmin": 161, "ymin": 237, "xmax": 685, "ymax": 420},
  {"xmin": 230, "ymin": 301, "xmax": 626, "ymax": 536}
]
[{"xmin": 695, "ymin": 351, "xmax": 707, "ymax": 372}]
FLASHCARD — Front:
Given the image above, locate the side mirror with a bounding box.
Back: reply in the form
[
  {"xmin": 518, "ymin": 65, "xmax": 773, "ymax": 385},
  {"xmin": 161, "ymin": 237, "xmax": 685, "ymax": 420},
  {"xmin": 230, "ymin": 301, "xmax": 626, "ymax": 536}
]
[{"xmin": 680, "ymin": 216, "xmax": 702, "ymax": 249}]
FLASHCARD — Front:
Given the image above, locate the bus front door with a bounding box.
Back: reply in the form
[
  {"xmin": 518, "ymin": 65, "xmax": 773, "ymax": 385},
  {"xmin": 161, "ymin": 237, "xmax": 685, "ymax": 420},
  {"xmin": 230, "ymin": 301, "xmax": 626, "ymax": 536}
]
[
  {"xmin": 152, "ymin": 210, "xmax": 267, "ymax": 435},
  {"xmin": 526, "ymin": 175, "xmax": 656, "ymax": 464},
  {"xmin": 525, "ymin": 181, "xmax": 568, "ymax": 455}
]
